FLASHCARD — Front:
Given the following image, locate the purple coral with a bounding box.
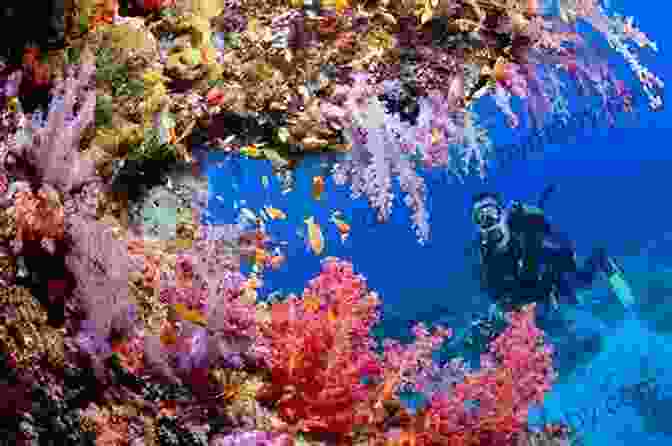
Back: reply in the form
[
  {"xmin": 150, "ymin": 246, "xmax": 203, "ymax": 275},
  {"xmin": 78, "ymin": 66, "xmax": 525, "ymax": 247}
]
[{"xmin": 3, "ymin": 57, "xmax": 97, "ymax": 193}]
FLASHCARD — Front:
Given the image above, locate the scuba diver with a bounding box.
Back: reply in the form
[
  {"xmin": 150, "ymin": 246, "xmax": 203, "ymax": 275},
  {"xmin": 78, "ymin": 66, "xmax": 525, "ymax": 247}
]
[{"xmin": 458, "ymin": 186, "xmax": 635, "ymax": 356}]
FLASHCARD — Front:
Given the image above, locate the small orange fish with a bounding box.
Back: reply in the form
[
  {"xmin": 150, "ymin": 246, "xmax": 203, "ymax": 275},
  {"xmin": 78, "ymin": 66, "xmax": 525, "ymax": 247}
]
[
  {"xmin": 288, "ymin": 351, "xmax": 301, "ymax": 377},
  {"xmin": 302, "ymin": 294, "xmax": 321, "ymax": 312},
  {"xmin": 376, "ymin": 374, "xmax": 401, "ymax": 408},
  {"xmin": 159, "ymin": 320, "xmax": 178, "ymax": 345},
  {"xmin": 254, "ymin": 247, "xmax": 268, "ymax": 266},
  {"xmin": 304, "ymin": 216, "xmax": 324, "ymax": 255},
  {"xmin": 327, "ymin": 307, "xmax": 338, "ymax": 323},
  {"xmin": 200, "ymin": 45, "xmax": 212, "ymax": 64},
  {"xmin": 269, "ymin": 254, "xmax": 285, "ymax": 270},
  {"xmin": 312, "ymin": 176, "xmax": 325, "ymax": 201},
  {"xmin": 244, "ymin": 274, "xmax": 263, "ymax": 289},
  {"xmin": 264, "ymin": 206, "xmax": 287, "ymax": 220},
  {"xmin": 330, "ymin": 212, "xmax": 350, "ymax": 243},
  {"xmin": 169, "ymin": 126, "xmax": 177, "ymax": 144},
  {"xmin": 173, "ymin": 303, "xmax": 207, "ymax": 326}
]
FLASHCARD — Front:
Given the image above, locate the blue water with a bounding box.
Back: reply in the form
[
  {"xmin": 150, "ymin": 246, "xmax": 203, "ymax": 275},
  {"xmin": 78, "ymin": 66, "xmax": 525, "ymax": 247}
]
[{"xmin": 204, "ymin": 2, "xmax": 672, "ymax": 444}]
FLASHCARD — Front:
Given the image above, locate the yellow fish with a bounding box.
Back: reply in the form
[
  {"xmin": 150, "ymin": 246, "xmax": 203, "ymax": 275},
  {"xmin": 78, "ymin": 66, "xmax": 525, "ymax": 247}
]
[
  {"xmin": 323, "ymin": 0, "xmax": 350, "ymax": 12},
  {"xmin": 304, "ymin": 216, "xmax": 324, "ymax": 256},
  {"xmin": 240, "ymin": 144, "xmax": 264, "ymax": 158},
  {"xmin": 312, "ymin": 176, "xmax": 325, "ymax": 201},
  {"xmin": 264, "ymin": 206, "xmax": 287, "ymax": 220}
]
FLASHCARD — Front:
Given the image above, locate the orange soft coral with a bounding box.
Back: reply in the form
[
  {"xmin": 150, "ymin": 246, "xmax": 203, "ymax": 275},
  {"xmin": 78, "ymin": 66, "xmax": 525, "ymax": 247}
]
[
  {"xmin": 82, "ymin": 404, "xmax": 130, "ymax": 446},
  {"xmin": 13, "ymin": 186, "xmax": 65, "ymax": 253}
]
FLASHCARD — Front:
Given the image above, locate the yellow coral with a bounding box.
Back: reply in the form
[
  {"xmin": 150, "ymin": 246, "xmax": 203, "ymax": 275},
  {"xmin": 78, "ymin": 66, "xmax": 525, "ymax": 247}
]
[
  {"xmin": 142, "ymin": 69, "xmax": 172, "ymax": 87},
  {"xmin": 140, "ymin": 69, "xmax": 171, "ymax": 126},
  {"xmin": 183, "ymin": 0, "xmax": 226, "ymax": 21}
]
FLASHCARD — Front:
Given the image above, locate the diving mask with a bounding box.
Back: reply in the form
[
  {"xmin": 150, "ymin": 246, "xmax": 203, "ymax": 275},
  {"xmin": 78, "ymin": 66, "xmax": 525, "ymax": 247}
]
[
  {"xmin": 472, "ymin": 197, "xmax": 503, "ymax": 230},
  {"xmin": 473, "ymin": 197, "xmax": 506, "ymax": 246}
]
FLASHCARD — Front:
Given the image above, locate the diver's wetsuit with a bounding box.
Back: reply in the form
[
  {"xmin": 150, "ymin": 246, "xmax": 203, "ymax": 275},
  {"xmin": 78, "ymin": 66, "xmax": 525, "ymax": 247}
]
[{"xmin": 462, "ymin": 201, "xmax": 605, "ymax": 357}]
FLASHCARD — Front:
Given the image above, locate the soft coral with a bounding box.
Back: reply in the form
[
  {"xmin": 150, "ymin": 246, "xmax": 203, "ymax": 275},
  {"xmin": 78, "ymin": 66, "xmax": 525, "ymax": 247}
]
[
  {"xmin": 421, "ymin": 304, "xmax": 556, "ymax": 446},
  {"xmin": 257, "ymin": 259, "xmax": 383, "ymax": 439}
]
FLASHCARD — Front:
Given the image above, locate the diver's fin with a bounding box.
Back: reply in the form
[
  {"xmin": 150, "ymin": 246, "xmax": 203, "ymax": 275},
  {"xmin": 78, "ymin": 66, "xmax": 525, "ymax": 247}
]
[{"xmin": 604, "ymin": 256, "xmax": 635, "ymax": 308}]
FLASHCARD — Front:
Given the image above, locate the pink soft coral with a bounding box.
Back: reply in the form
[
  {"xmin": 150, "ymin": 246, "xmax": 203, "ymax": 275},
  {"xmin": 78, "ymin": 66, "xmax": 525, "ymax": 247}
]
[{"xmin": 421, "ymin": 304, "xmax": 556, "ymax": 446}]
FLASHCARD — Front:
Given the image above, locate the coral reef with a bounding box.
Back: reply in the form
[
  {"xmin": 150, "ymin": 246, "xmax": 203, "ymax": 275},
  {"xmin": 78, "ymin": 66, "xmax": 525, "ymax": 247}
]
[{"xmin": 0, "ymin": 0, "xmax": 665, "ymax": 445}]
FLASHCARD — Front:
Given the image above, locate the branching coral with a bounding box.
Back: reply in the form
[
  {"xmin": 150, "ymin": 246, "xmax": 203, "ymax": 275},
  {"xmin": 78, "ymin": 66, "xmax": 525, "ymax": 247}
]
[
  {"xmin": 12, "ymin": 183, "xmax": 65, "ymax": 255},
  {"xmin": 420, "ymin": 304, "xmax": 556, "ymax": 446},
  {"xmin": 3, "ymin": 50, "xmax": 98, "ymax": 193},
  {"xmin": 257, "ymin": 258, "xmax": 384, "ymax": 438},
  {"xmin": 255, "ymin": 262, "xmax": 557, "ymax": 446}
]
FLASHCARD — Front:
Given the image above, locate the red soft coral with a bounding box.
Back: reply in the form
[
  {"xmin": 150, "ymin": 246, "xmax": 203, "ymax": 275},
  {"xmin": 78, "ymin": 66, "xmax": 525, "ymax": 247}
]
[
  {"xmin": 13, "ymin": 184, "xmax": 65, "ymax": 254},
  {"xmin": 258, "ymin": 258, "xmax": 383, "ymax": 440}
]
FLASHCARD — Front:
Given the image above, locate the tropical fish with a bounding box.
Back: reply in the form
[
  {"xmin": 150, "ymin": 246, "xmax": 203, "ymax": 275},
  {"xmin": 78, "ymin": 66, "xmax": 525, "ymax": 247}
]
[
  {"xmin": 302, "ymin": 293, "xmax": 322, "ymax": 313},
  {"xmin": 160, "ymin": 320, "xmax": 178, "ymax": 345},
  {"xmin": 253, "ymin": 247, "xmax": 268, "ymax": 267},
  {"xmin": 304, "ymin": 216, "xmax": 325, "ymax": 255},
  {"xmin": 312, "ymin": 176, "xmax": 325, "ymax": 201},
  {"xmin": 330, "ymin": 212, "xmax": 351, "ymax": 243},
  {"xmin": 240, "ymin": 144, "xmax": 264, "ymax": 158},
  {"xmin": 173, "ymin": 303, "xmax": 207, "ymax": 327},
  {"xmin": 244, "ymin": 274, "xmax": 263, "ymax": 290},
  {"xmin": 269, "ymin": 253, "xmax": 285, "ymax": 270},
  {"xmin": 264, "ymin": 206, "xmax": 287, "ymax": 220}
]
